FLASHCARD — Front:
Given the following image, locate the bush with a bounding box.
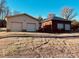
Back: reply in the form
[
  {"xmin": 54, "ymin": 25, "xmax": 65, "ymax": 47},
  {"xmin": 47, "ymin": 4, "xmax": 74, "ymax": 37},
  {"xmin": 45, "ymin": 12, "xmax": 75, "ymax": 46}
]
[
  {"xmin": 22, "ymin": 29, "xmax": 27, "ymax": 32},
  {"xmin": 6, "ymin": 29, "xmax": 11, "ymax": 32}
]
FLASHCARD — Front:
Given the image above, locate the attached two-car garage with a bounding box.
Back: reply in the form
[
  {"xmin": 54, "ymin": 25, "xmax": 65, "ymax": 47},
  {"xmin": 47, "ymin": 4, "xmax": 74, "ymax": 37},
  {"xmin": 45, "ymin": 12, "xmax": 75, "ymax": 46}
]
[
  {"xmin": 11, "ymin": 23, "xmax": 36, "ymax": 32},
  {"xmin": 5, "ymin": 14, "xmax": 39, "ymax": 32}
]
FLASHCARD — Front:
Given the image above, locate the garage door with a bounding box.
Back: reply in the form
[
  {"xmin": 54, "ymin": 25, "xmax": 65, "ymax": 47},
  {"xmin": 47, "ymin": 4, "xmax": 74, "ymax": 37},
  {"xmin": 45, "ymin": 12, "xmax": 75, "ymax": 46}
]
[
  {"xmin": 11, "ymin": 22, "xmax": 22, "ymax": 32},
  {"xmin": 27, "ymin": 23, "xmax": 36, "ymax": 32}
]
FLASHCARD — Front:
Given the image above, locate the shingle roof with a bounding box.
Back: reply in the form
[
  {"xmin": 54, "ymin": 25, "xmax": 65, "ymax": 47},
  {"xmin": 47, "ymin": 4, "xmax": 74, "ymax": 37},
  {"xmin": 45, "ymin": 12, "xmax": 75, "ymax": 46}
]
[
  {"xmin": 5, "ymin": 13, "xmax": 39, "ymax": 21},
  {"xmin": 42, "ymin": 16, "xmax": 71, "ymax": 23},
  {"xmin": 53, "ymin": 16, "xmax": 64, "ymax": 20}
]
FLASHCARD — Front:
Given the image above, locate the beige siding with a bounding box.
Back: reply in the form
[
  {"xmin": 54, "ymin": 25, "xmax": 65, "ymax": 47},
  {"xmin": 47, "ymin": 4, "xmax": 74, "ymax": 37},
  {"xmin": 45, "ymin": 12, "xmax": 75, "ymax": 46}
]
[{"xmin": 5, "ymin": 15, "xmax": 39, "ymax": 31}]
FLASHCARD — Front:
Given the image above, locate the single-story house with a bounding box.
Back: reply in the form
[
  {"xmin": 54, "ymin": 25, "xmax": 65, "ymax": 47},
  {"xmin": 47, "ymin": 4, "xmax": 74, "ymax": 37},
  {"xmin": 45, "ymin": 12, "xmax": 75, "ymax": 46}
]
[
  {"xmin": 41, "ymin": 14, "xmax": 71, "ymax": 33},
  {"xmin": 5, "ymin": 14, "xmax": 40, "ymax": 32}
]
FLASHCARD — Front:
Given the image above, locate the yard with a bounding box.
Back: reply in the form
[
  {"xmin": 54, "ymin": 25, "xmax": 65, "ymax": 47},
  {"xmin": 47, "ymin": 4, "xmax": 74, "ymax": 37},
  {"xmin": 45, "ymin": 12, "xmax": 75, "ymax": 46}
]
[{"xmin": 0, "ymin": 32, "xmax": 79, "ymax": 58}]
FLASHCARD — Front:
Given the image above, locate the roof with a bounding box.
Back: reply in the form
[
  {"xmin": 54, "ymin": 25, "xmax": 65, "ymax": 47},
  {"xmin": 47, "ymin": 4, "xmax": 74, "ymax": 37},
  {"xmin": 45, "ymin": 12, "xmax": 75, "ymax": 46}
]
[
  {"xmin": 42, "ymin": 16, "xmax": 71, "ymax": 23},
  {"xmin": 5, "ymin": 13, "xmax": 39, "ymax": 21},
  {"xmin": 53, "ymin": 16, "xmax": 65, "ymax": 20}
]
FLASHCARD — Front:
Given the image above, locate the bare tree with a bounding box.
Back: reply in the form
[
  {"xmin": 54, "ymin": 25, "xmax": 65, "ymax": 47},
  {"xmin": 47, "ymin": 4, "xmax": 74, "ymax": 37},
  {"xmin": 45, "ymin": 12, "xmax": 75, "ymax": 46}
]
[
  {"xmin": 0, "ymin": 0, "xmax": 6, "ymax": 19},
  {"xmin": 5, "ymin": 7, "xmax": 11, "ymax": 16},
  {"xmin": 61, "ymin": 7, "xmax": 77, "ymax": 20},
  {"xmin": 0, "ymin": 0, "xmax": 11, "ymax": 19},
  {"xmin": 0, "ymin": 0, "xmax": 20, "ymax": 20}
]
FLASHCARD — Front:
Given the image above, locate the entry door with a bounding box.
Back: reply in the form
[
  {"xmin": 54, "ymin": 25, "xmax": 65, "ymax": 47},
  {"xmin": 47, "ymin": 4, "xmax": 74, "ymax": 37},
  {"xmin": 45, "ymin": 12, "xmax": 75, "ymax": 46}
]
[
  {"xmin": 27, "ymin": 23, "xmax": 36, "ymax": 32},
  {"xmin": 11, "ymin": 22, "xmax": 22, "ymax": 32}
]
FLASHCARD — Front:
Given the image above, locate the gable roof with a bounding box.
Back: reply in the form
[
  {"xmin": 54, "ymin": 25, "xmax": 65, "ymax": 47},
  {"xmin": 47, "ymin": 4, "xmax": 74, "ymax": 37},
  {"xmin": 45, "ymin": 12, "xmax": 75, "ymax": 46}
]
[{"xmin": 5, "ymin": 13, "xmax": 39, "ymax": 21}]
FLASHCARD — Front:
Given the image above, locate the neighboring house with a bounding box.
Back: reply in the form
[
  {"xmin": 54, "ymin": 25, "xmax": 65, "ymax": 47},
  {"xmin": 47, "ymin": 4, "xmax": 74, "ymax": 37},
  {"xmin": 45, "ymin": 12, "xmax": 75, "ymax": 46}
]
[
  {"xmin": 41, "ymin": 14, "xmax": 71, "ymax": 33},
  {"xmin": 5, "ymin": 14, "xmax": 40, "ymax": 32}
]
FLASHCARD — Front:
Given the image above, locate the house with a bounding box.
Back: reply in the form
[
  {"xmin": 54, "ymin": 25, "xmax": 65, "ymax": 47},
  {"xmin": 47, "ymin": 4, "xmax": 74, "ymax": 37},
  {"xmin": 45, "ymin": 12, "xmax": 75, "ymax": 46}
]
[
  {"xmin": 41, "ymin": 14, "xmax": 71, "ymax": 33},
  {"xmin": 5, "ymin": 14, "xmax": 40, "ymax": 32}
]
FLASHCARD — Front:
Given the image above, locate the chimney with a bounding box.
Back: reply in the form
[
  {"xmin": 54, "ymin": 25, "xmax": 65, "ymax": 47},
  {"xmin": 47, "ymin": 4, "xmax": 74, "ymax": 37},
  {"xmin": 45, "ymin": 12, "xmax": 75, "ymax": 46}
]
[{"xmin": 48, "ymin": 13, "xmax": 55, "ymax": 20}]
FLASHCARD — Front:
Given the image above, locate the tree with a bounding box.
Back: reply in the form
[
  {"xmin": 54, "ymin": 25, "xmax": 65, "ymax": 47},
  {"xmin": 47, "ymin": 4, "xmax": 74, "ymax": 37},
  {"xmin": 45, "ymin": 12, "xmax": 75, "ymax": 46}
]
[
  {"xmin": 5, "ymin": 7, "xmax": 11, "ymax": 16},
  {"xmin": 61, "ymin": 7, "xmax": 77, "ymax": 20},
  {"xmin": 38, "ymin": 16, "xmax": 44, "ymax": 22},
  {"xmin": 71, "ymin": 20, "xmax": 79, "ymax": 32},
  {"xmin": 0, "ymin": 0, "xmax": 11, "ymax": 19},
  {"xmin": 0, "ymin": 0, "xmax": 20, "ymax": 20},
  {"xmin": 0, "ymin": 0, "xmax": 6, "ymax": 19},
  {"xmin": 38, "ymin": 16, "xmax": 44, "ymax": 29},
  {"xmin": 71, "ymin": 20, "xmax": 79, "ymax": 26}
]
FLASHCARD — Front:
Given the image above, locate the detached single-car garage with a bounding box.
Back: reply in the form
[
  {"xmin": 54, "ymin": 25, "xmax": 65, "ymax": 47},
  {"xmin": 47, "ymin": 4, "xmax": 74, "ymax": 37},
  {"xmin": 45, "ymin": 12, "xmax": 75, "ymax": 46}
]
[{"xmin": 5, "ymin": 14, "xmax": 39, "ymax": 32}]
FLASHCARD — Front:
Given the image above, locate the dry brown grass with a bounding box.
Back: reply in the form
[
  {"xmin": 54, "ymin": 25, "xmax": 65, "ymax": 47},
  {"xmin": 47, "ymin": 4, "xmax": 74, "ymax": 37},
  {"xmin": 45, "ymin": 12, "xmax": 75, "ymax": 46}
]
[
  {"xmin": 0, "ymin": 37, "xmax": 78, "ymax": 58},
  {"xmin": 0, "ymin": 32, "xmax": 79, "ymax": 58}
]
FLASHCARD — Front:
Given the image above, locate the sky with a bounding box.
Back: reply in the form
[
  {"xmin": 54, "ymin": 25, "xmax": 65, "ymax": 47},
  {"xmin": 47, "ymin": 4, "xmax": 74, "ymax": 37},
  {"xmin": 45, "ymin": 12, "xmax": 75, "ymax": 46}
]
[{"xmin": 6, "ymin": 0, "xmax": 79, "ymax": 20}]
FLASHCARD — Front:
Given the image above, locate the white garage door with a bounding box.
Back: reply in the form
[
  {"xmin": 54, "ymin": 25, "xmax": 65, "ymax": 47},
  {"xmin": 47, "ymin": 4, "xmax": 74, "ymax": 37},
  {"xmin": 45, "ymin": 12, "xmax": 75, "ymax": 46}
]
[
  {"xmin": 11, "ymin": 22, "xmax": 22, "ymax": 32},
  {"xmin": 27, "ymin": 23, "xmax": 36, "ymax": 31}
]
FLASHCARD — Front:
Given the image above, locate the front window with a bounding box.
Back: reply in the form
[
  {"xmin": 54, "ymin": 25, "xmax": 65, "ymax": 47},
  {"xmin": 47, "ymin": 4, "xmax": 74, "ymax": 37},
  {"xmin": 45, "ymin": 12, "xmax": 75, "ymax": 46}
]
[
  {"xmin": 57, "ymin": 23, "xmax": 64, "ymax": 30},
  {"xmin": 65, "ymin": 24, "xmax": 70, "ymax": 30}
]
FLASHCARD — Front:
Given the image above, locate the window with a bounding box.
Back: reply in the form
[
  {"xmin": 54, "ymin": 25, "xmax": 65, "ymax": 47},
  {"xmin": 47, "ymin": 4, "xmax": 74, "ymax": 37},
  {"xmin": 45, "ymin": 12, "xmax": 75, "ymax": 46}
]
[
  {"xmin": 57, "ymin": 23, "xmax": 64, "ymax": 30},
  {"xmin": 65, "ymin": 24, "xmax": 70, "ymax": 30}
]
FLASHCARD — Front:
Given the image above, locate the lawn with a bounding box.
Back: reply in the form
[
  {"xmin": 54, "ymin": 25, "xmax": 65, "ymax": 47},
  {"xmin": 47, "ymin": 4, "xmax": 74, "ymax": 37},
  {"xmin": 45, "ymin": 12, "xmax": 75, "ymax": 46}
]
[{"xmin": 0, "ymin": 32, "xmax": 79, "ymax": 58}]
